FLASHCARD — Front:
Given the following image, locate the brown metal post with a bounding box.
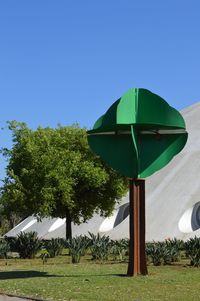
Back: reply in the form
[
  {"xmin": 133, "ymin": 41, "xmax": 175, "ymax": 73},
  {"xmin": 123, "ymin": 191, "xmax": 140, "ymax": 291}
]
[{"xmin": 127, "ymin": 179, "xmax": 148, "ymax": 276}]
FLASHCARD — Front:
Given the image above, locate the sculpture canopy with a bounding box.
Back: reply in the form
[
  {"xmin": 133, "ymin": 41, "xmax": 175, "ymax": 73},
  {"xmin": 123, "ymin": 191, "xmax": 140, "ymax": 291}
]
[{"xmin": 88, "ymin": 88, "xmax": 188, "ymax": 178}]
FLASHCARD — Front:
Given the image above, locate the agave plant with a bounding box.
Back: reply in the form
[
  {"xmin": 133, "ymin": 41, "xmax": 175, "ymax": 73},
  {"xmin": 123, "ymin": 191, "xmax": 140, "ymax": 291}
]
[
  {"xmin": 146, "ymin": 240, "xmax": 183, "ymax": 266},
  {"xmin": 44, "ymin": 238, "xmax": 63, "ymax": 258},
  {"xmin": 110, "ymin": 239, "xmax": 129, "ymax": 261},
  {"xmin": 13, "ymin": 231, "xmax": 41, "ymax": 259},
  {"xmin": 0, "ymin": 239, "xmax": 10, "ymax": 259},
  {"xmin": 67, "ymin": 236, "xmax": 89, "ymax": 263},
  {"xmin": 164, "ymin": 238, "xmax": 183, "ymax": 262},
  {"xmin": 146, "ymin": 242, "xmax": 164, "ymax": 266},
  {"xmin": 162, "ymin": 245, "xmax": 175, "ymax": 265},
  {"xmin": 185, "ymin": 236, "xmax": 200, "ymax": 267},
  {"xmin": 88, "ymin": 232, "xmax": 111, "ymax": 262}
]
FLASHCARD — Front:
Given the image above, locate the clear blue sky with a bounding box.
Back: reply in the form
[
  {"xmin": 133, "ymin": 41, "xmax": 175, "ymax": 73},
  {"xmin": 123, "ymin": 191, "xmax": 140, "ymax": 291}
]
[{"xmin": 0, "ymin": 0, "xmax": 200, "ymax": 179}]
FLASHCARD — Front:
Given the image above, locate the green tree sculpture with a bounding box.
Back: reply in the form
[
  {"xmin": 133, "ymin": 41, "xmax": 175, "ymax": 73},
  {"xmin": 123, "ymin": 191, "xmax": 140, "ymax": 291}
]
[{"xmin": 88, "ymin": 88, "xmax": 187, "ymax": 276}]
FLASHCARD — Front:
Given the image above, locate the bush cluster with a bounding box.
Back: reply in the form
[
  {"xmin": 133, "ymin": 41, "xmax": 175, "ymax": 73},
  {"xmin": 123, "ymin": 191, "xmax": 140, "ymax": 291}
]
[
  {"xmin": 1, "ymin": 232, "xmax": 200, "ymax": 267},
  {"xmin": 184, "ymin": 236, "xmax": 200, "ymax": 267},
  {"xmin": 7, "ymin": 231, "xmax": 41, "ymax": 259},
  {"xmin": 146, "ymin": 239, "xmax": 183, "ymax": 266}
]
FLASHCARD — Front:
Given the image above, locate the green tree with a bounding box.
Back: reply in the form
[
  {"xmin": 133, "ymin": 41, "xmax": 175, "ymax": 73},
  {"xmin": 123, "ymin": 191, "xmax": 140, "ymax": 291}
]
[{"xmin": 1, "ymin": 121, "xmax": 128, "ymax": 238}]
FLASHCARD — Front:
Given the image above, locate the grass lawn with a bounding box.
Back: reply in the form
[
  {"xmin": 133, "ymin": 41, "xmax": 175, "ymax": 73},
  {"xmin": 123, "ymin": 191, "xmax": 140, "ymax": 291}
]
[{"xmin": 0, "ymin": 256, "xmax": 199, "ymax": 301}]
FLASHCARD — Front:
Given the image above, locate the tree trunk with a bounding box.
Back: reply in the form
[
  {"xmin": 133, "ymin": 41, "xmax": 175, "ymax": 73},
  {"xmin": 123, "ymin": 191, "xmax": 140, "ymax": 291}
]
[
  {"xmin": 65, "ymin": 209, "xmax": 72, "ymax": 240},
  {"xmin": 8, "ymin": 214, "xmax": 16, "ymax": 230}
]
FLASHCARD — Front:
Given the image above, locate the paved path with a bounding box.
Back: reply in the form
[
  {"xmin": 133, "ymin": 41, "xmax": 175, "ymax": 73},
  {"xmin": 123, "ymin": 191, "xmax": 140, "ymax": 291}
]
[
  {"xmin": 0, "ymin": 296, "xmax": 29, "ymax": 301},
  {"xmin": 0, "ymin": 295, "xmax": 37, "ymax": 301}
]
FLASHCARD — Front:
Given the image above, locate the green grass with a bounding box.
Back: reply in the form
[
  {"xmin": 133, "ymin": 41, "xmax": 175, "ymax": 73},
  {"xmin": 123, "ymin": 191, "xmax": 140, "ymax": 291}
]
[{"xmin": 0, "ymin": 256, "xmax": 199, "ymax": 301}]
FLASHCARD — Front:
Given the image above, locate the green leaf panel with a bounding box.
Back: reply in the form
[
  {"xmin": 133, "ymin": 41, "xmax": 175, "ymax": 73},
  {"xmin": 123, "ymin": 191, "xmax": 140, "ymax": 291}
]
[
  {"xmin": 138, "ymin": 133, "xmax": 188, "ymax": 178},
  {"xmin": 88, "ymin": 132, "xmax": 138, "ymax": 178}
]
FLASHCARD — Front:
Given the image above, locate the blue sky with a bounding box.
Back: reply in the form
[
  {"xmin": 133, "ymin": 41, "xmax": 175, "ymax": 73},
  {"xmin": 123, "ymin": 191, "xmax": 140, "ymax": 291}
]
[{"xmin": 0, "ymin": 0, "xmax": 200, "ymax": 179}]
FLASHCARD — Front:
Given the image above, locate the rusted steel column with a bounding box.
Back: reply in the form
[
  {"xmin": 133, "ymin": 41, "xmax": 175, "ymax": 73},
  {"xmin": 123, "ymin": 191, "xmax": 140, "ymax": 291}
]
[{"xmin": 127, "ymin": 179, "xmax": 148, "ymax": 276}]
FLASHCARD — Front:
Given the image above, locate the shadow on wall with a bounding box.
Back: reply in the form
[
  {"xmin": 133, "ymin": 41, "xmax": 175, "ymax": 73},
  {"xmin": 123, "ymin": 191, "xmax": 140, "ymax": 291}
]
[
  {"xmin": 114, "ymin": 203, "xmax": 129, "ymax": 227},
  {"xmin": 99, "ymin": 203, "xmax": 129, "ymax": 233}
]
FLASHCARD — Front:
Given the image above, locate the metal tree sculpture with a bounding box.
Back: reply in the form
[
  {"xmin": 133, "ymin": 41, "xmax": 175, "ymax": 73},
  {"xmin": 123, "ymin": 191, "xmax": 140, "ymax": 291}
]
[{"xmin": 87, "ymin": 88, "xmax": 187, "ymax": 276}]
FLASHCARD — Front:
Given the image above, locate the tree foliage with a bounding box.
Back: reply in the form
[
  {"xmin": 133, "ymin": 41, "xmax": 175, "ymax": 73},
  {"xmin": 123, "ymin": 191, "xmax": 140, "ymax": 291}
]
[{"xmin": 0, "ymin": 121, "xmax": 128, "ymax": 237}]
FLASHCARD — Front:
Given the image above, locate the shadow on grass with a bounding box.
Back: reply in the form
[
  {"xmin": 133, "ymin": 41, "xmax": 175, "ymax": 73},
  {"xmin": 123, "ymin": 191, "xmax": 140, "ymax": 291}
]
[
  {"xmin": 0, "ymin": 270, "xmax": 129, "ymax": 280},
  {"xmin": 0, "ymin": 270, "xmax": 57, "ymax": 280},
  {"xmin": 60, "ymin": 273, "xmax": 128, "ymax": 278}
]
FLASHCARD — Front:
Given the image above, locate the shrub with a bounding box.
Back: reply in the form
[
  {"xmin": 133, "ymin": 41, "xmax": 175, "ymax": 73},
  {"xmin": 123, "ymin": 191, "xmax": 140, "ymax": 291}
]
[
  {"xmin": 146, "ymin": 242, "xmax": 164, "ymax": 266},
  {"xmin": 162, "ymin": 245, "xmax": 176, "ymax": 265},
  {"xmin": 44, "ymin": 238, "xmax": 63, "ymax": 258},
  {"xmin": 110, "ymin": 239, "xmax": 129, "ymax": 261},
  {"xmin": 0, "ymin": 239, "xmax": 10, "ymax": 259},
  {"xmin": 146, "ymin": 240, "xmax": 180, "ymax": 266},
  {"xmin": 67, "ymin": 236, "xmax": 89, "ymax": 263},
  {"xmin": 40, "ymin": 248, "xmax": 50, "ymax": 264},
  {"xmin": 185, "ymin": 236, "xmax": 200, "ymax": 267},
  {"xmin": 58, "ymin": 238, "xmax": 68, "ymax": 248},
  {"xmin": 89, "ymin": 232, "xmax": 111, "ymax": 262},
  {"xmin": 75, "ymin": 235, "xmax": 91, "ymax": 256},
  {"xmin": 164, "ymin": 238, "xmax": 183, "ymax": 262},
  {"xmin": 12, "ymin": 231, "xmax": 41, "ymax": 259}
]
